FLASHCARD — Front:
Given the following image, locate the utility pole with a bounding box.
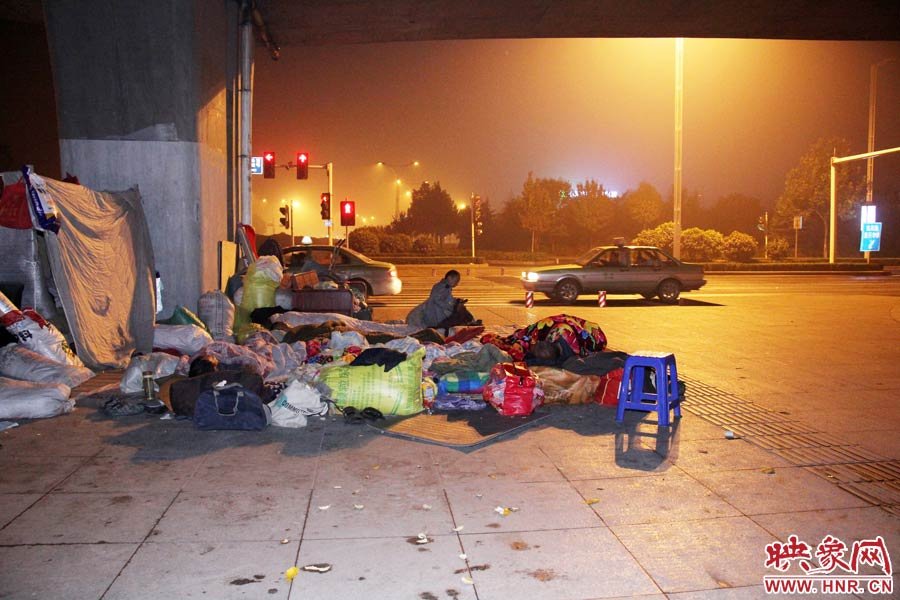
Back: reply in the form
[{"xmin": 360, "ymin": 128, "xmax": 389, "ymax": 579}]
[
  {"xmin": 469, "ymin": 195, "xmax": 476, "ymax": 260},
  {"xmin": 865, "ymin": 58, "xmax": 896, "ymax": 263},
  {"xmin": 673, "ymin": 38, "xmax": 684, "ymax": 259}
]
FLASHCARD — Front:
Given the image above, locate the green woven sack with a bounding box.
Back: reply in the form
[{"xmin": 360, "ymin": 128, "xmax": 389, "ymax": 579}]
[{"xmin": 319, "ymin": 348, "xmax": 424, "ymax": 415}]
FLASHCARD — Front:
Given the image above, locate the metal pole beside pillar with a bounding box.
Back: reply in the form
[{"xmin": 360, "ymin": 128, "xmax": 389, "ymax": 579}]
[{"xmin": 238, "ymin": 12, "xmax": 254, "ymax": 226}]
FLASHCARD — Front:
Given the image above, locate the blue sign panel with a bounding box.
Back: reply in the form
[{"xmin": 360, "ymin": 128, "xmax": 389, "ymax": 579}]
[
  {"xmin": 860, "ymin": 222, "xmax": 882, "ymax": 252},
  {"xmin": 251, "ymin": 156, "xmax": 263, "ymax": 175}
]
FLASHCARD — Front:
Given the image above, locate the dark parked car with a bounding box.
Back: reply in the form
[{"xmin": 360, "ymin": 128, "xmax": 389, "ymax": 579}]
[
  {"xmin": 282, "ymin": 245, "xmax": 402, "ymax": 296},
  {"xmin": 522, "ymin": 245, "xmax": 706, "ymax": 304}
]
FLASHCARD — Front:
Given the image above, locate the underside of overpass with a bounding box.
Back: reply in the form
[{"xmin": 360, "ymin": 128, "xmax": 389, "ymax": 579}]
[
  {"xmin": 254, "ymin": 0, "xmax": 900, "ymax": 45},
  {"xmin": 3, "ymin": 0, "xmax": 900, "ymax": 41},
  {"xmin": 0, "ymin": 0, "xmax": 897, "ymax": 316}
]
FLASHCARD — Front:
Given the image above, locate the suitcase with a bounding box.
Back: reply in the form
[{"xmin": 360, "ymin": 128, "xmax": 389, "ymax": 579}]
[{"xmin": 291, "ymin": 289, "xmax": 354, "ymax": 315}]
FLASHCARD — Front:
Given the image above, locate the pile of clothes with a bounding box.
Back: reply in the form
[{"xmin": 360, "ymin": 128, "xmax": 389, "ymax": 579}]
[{"xmin": 118, "ymin": 291, "xmax": 630, "ymax": 430}]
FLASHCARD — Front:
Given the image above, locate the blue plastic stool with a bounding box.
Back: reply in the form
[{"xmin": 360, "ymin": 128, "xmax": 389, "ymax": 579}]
[{"xmin": 616, "ymin": 352, "xmax": 681, "ymax": 427}]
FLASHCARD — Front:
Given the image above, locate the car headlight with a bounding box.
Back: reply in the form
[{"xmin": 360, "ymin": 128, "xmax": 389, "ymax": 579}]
[
  {"xmin": 389, "ymin": 269, "xmax": 398, "ymax": 278},
  {"xmin": 524, "ymin": 272, "xmax": 540, "ymax": 282}
]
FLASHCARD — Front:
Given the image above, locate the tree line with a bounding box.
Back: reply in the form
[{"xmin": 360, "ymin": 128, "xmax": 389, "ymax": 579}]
[{"xmin": 351, "ymin": 136, "xmax": 892, "ymax": 258}]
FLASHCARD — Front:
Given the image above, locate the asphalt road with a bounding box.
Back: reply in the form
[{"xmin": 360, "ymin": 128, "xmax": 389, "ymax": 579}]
[
  {"xmin": 371, "ymin": 267, "xmax": 900, "ymax": 457},
  {"xmin": 370, "ymin": 266, "xmax": 900, "ymax": 308}
]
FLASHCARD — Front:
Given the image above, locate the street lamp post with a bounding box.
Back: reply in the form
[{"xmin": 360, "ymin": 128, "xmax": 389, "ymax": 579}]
[
  {"xmin": 865, "ymin": 58, "xmax": 896, "ymax": 262},
  {"xmin": 376, "ymin": 161, "xmax": 420, "ymax": 219}
]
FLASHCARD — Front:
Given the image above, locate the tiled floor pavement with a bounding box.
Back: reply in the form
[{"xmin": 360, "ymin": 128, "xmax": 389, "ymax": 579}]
[{"xmin": 1, "ymin": 304, "xmax": 898, "ymax": 599}]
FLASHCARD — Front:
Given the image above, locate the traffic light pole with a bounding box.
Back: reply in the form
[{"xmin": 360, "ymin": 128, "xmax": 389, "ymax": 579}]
[
  {"xmin": 280, "ymin": 158, "xmax": 334, "ymax": 244},
  {"xmin": 304, "ymin": 162, "xmax": 333, "ymax": 244},
  {"xmin": 290, "ymin": 204, "xmax": 295, "ymax": 246},
  {"xmin": 327, "ymin": 162, "xmax": 333, "ymax": 245}
]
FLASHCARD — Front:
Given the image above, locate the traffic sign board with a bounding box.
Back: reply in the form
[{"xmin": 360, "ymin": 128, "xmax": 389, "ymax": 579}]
[
  {"xmin": 860, "ymin": 221, "xmax": 882, "ymax": 252},
  {"xmin": 251, "ymin": 157, "xmax": 263, "ymax": 175}
]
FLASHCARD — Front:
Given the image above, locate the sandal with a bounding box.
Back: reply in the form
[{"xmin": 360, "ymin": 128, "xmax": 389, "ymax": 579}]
[
  {"xmin": 342, "ymin": 407, "xmax": 366, "ymax": 425},
  {"xmin": 102, "ymin": 398, "xmax": 146, "ymax": 417},
  {"xmin": 360, "ymin": 407, "xmax": 385, "ymax": 421},
  {"xmin": 340, "ymin": 406, "xmax": 385, "ymax": 424}
]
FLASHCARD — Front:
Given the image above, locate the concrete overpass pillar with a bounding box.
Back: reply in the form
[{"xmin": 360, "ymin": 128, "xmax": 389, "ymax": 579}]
[{"xmin": 43, "ymin": 0, "xmax": 239, "ymax": 315}]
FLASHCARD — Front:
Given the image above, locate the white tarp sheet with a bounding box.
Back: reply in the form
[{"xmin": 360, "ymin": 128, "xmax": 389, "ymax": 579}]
[{"xmin": 24, "ymin": 172, "xmax": 155, "ymax": 368}]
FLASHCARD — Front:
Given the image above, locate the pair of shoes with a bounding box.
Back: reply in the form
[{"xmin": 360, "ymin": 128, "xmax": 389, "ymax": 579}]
[
  {"xmin": 103, "ymin": 398, "xmax": 145, "ymax": 417},
  {"xmin": 342, "ymin": 406, "xmax": 385, "ymax": 425}
]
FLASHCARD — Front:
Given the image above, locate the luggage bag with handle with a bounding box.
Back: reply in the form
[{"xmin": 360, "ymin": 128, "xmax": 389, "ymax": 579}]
[{"xmin": 194, "ymin": 382, "xmax": 271, "ymax": 431}]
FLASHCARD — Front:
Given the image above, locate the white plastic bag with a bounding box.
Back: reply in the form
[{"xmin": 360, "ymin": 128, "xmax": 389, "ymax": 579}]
[
  {"xmin": 254, "ymin": 255, "xmax": 283, "ymax": 283},
  {"xmin": 0, "ymin": 376, "xmax": 73, "ymax": 419},
  {"xmin": 329, "ymin": 330, "xmax": 367, "ymax": 352},
  {"xmin": 268, "ymin": 380, "xmax": 327, "ymax": 428},
  {"xmin": 197, "ymin": 290, "xmax": 235, "ymax": 341},
  {"xmin": 0, "ymin": 344, "xmax": 94, "ymax": 388},
  {"xmin": 153, "ymin": 324, "xmax": 213, "ymax": 355},
  {"xmin": 120, "ymin": 352, "xmax": 190, "ymax": 393},
  {"xmin": 385, "ymin": 336, "xmax": 423, "ymax": 356}
]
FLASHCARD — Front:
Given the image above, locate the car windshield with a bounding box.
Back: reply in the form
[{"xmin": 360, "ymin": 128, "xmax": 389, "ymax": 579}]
[{"xmin": 575, "ymin": 247, "xmax": 603, "ymax": 267}]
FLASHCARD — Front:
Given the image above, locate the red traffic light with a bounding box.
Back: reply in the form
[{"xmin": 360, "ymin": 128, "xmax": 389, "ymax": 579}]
[
  {"xmin": 296, "ymin": 152, "xmax": 309, "ymax": 179},
  {"xmin": 320, "ymin": 192, "xmax": 331, "ymax": 219},
  {"xmin": 340, "ymin": 200, "xmax": 356, "ymax": 227},
  {"xmin": 263, "ymin": 151, "xmax": 275, "ymax": 178}
]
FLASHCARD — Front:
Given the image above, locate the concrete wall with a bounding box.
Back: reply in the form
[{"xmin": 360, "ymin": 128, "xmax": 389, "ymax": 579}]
[{"xmin": 44, "ymin": 0, "xmax": 238, "ymax": 315}]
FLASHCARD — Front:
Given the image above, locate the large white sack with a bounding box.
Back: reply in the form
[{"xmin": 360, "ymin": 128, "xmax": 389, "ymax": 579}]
[
  {"xmin": 153, "ymin": 324, "xmax": 213, "ymax": 355},
  {"xmin": 0, "ymin": 344, "xmax": 94, "ymax": 388},
  {"xmin": 120, "ymin": 352, "xmax": 190, "ymax": 393},
  {"xmin": 0, "ymin": 376, "xmax": 73, "ymax": 419},
  {"xmin": 0, "ymin": 307, "xmax": 84, "ymax": 367},
  {"xmin": 197, "ymin": 290, "xmax": 235, "ymax": 341}
]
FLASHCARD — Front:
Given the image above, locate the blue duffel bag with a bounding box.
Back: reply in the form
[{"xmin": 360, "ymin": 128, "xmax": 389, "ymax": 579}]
[{"xmin": 194, "ymin": 383, "xmax": 271, "ymax": 431}]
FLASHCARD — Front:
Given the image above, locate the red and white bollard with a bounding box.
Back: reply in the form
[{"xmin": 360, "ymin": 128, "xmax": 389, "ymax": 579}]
[
  {"xmin": 598, "ymin": 290, "xmax": 607, "ymax": 307},
  {"xmin": 525, "ymin": 291, "xmax": 534, "ymax": 308}
]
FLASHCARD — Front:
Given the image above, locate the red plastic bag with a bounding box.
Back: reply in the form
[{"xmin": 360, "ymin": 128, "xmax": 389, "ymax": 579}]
[
  {"xmin": 593, "ymin": 367, "xmax": 624, "ymax": 406},
  {"xmin": 483, "ymin": 362, "xmax": 544, "ymax": 416},
  {"xmin": 0, "ymin": 180, "xmax": 32, "ymax": 229}
]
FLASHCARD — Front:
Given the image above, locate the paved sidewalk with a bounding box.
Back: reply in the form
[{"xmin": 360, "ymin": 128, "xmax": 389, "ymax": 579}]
[{"xmin": 1, "ymin": 303, "xmax": 898, "ymax": 599}]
